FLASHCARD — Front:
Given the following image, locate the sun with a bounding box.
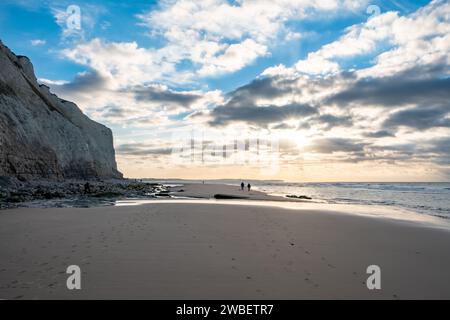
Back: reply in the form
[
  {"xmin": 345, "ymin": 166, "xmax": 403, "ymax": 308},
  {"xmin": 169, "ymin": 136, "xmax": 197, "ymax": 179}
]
[{"xmin": 276, "ymin": 127, "xmax": 308, "ymax": 150}]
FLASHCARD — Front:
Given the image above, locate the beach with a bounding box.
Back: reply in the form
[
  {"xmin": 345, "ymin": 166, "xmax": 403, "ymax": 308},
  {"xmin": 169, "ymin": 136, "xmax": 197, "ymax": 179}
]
[{"xmin": 1, "ymin": 183, "xmax": 450, "ymax": 300}]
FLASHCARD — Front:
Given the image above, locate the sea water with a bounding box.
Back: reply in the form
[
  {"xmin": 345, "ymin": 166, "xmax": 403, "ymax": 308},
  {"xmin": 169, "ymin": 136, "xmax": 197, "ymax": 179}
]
[{"xmin": 252, "ymin": 182, "xmax": 450, "ymax": 219}]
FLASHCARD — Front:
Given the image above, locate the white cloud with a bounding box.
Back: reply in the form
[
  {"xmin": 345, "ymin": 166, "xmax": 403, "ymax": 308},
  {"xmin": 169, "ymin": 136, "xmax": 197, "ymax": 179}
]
[
  {"xmin": 30, "ymin": 39, "xmax": 46, "ymax": 46},
  {"xmin": 136, "ymin": 0, "xmax": 369, "ymax": 78},
  {"xmin": 360, "ymin": 0, "xmax": 450, "ymax": 77},
  {"xmin": 39, "ymin": 78, "xmax": 68, "ymax": 86},
  {"xmin": 266, "ymin": 0, "xmax": 450, "ymax": 79},
  {"xmin": 56, "ymin": 0, "xmax": 370, "ymax": 89},
  {"xmin": 293, "ymin": 11, "xmax": 399, "ymax": 75},
  {"xmin": 198, "ymin": 39, "xmax": 268, "ymax": 76},
  {"xmin": 295, "ymin": 56, "xmax": 340, "ymax": 75},
  {"xmin": 62, "ymin": 39, "xmax": 183, "ymax": 87}
]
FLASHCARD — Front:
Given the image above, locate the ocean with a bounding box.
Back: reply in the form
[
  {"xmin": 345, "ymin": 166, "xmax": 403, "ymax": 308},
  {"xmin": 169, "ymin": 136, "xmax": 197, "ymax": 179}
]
[{"xmin": 251, "ymin": 182, "xmax": 450, "ymax": 219}]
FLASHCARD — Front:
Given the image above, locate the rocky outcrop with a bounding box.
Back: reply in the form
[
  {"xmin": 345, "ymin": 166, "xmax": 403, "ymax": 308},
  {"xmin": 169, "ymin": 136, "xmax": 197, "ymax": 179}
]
[{"xmin": 0, "ymin": 40, "xmax": 122, "ymax": 180}]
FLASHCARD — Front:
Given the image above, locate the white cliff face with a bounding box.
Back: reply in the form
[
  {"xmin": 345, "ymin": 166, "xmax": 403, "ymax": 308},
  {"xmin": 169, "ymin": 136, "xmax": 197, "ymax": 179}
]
[{"xmin": 0, "ymin": 40, "xmax": 122, "ymax": 180}]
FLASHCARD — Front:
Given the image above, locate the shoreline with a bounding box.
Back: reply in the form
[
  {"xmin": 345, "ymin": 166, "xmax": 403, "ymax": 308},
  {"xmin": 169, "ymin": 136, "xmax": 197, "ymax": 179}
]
[
  {"xmin": 3, "ymin": 181, "xmax": 450, "ymax": 226},
  {"xmin": 0, "ymin": 180, "xmax": 308, "ymax": 210}
]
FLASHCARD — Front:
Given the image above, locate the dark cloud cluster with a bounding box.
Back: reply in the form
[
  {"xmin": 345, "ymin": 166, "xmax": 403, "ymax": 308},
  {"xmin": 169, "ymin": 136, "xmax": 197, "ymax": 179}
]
[
  {"xmin": 226, "ymin": 77, "xmax": 294, "ymax": 103},
  {"xmin": 46, "ymin": 71, "xmax": 108, "ymax": 97},
  {"xmin": 100, "ymin": 105, "xmax": 127, "ymax": 119},
  {"xmin": 328, "ymin": 77, "xmax": 450, "ymax": 108},
  {"xmin": 313, "ymin": 114, "xmax": 353, "ymax": 130},
  {"xmin": 205, "ymin": 76, "xmax": 321, "ymax": 127},
  {"xmin": 326, "ymin": 68, "xmax": 450, "ymax": 108},
  {"xmin": 364, "ymin": 130, "xmax": 395, "ymax": 138},
  {"xmin": 116, "ymin": 143, "xmax": 172, "ymax": 156},
  {"xmin": 383, "ymin": 105, "xmax": 450, "ymax": 130},
  {"xmin": 204, "ymin": 61, "xmax": 450, "ymax": 132},
  {"xmin": 306, "ymin": 138, "xmax": 368, "ymax": 154},
  {"xmin": 209, "ymin": 103, "xmax": 317, "ymax": 127},
  {"xmin": 132, "ymin": 86, "xmax": 201, "ymax": 108}
]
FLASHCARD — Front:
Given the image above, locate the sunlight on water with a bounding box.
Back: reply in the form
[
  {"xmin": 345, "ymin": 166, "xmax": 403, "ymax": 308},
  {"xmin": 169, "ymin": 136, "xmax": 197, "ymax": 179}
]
[{"xmin": 114, "ymin": 198, "xmax": 450, "ymax": 230}]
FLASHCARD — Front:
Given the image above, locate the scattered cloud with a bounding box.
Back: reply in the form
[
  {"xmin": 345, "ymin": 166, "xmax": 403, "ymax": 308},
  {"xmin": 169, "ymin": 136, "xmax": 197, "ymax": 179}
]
[
  {"xmin": 132, "ymin": 85, "xmax": 201, "ymax": 108},
  {"xmin": 30, "ymin": 39, "xmax": 46, "ymax": 46},
  {"xmin": 207, "ymin": 102, "xmax": 317, "ymax": 128},
  {"xmin": 383, "ymin": 105, "xmax": 450, "ymax": 130},
  {"xmin": 306, "ymin": 138, "xmax": 368, "ymax": 154},
  {"xmin": 30, "ymin": 0, "xmax": 450, "ymax": 179},
  {"xmin": 326, "ymin": 70, "xmax": 450, "ymax": 108},
  {"xmin": 116, "ymin": 143, "xmax": 173, "ymax": 156}
]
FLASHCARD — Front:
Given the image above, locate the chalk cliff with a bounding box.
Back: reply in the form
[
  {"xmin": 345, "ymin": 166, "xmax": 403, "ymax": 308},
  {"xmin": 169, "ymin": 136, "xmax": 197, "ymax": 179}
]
[{"xmin": 0, "ymin": 40, "xmax": 122, "ymax": 180}]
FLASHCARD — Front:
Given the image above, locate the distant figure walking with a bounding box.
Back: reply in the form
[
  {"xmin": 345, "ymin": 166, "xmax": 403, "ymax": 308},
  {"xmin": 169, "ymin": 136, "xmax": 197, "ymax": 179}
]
[
  {"xmin": 241, "ymin": 182, "xmax": 245, "ymax": 191},
  {"xmin": 247, "ymin": 183, "xmax": 251, "ymax": 192},
  {"xmin": 84, "ymin": 182, "xmax": 91, "ymax": 194}
]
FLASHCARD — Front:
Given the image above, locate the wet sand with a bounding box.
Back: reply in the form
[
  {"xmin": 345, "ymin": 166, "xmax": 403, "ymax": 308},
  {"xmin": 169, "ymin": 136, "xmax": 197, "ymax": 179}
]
[{"xmin": 1, "ymin": 184, "xmax": 450, "ymax": 299}]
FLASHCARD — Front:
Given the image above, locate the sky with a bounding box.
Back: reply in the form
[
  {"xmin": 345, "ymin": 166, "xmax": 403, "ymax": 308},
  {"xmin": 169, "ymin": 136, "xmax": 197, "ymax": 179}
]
[{"xmin": 1, "ymin": 0, "xmax": 449, "ymax": 182}]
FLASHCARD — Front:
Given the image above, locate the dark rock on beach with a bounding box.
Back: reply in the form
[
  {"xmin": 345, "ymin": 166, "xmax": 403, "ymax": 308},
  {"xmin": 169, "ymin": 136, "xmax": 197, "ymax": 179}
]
[
  {"xmin": 214, "ymin": 194, "xmax": 249, "ymax": 199},
  {"xmin": 0, "ymin": 177, "xmax": 169, "ymax": 209},
  {"xmin": 286, "ymin": 195, "xmax": 313, "ymax": 200}
]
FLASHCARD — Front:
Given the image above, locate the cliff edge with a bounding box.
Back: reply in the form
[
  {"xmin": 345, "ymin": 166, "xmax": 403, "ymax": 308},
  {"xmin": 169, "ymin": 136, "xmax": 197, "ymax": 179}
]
[{"xmin": 0, "ymin": 40, "xmax": 122, "ymax": 180}]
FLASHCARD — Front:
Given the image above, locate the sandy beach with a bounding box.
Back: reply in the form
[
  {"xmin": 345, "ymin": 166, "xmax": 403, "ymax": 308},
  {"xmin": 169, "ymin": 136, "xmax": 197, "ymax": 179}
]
[
  {"xmin": 1, "ymin": 183, "xmax": 450, "ymax": 300},
  {"xmin": 171, "ymin": 183, "xmax": 304, "ymax": 201}
]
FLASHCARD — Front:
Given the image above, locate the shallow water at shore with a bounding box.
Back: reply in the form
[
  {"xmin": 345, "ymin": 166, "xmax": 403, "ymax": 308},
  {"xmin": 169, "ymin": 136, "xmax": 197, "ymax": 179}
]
[
  {"xmin": 112, "ymin": 198, "xmax": 450, "ymax": 230},
  {"xmin": 253, "ymin": 182, "xmax": 450, "ymax": 219}
]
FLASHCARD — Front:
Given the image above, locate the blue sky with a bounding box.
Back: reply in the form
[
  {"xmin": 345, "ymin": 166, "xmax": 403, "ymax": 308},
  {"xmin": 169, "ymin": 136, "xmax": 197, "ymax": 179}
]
[
  {"xmin": 0, "ymin": 0, "xmax": 429, "ymax": 91},
  {"xmin": 1, "ymin": 0, "xmax": 449, "ymax": 181}
]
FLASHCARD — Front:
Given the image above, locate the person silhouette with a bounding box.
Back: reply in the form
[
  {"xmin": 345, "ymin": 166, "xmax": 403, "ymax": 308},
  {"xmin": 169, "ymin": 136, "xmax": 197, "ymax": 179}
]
[
  {"xmin": 247, "ymin": 183, "xmax": 251, "ymax": 192},
  {"xmin": 241, "ymin": 182, "xmax": 245, "ymax": 191},
  {"xmin": 84, "ymin": 182, "xmax": 91, "ymax": 194}
]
